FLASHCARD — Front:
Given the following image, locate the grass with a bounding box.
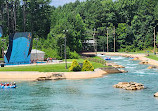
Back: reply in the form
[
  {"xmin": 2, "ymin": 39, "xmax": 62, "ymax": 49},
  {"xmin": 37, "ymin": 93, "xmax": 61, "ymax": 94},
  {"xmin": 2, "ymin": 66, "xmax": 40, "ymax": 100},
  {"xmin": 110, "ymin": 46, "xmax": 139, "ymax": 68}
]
[
  {"xmin": 146, "ymin": 55, "xmax": 158, "ymax": 61},
  {"xmin": 0, "ymin": 58, "xmax": 106, "ymax": 72},
  {"xmin": 66, "ymin": 58, "xmax": 84, "ymax": 63},
  {"xmin": 0, "ymin": 63, "xmax": 70, "ymax": 72},
  {"xmin": 0, "ymin": 58, "xmax": 4, "ymax": 61},
  {"xmin": 92, "ymin": 56, "xmax": 103, "ymax": 60}
]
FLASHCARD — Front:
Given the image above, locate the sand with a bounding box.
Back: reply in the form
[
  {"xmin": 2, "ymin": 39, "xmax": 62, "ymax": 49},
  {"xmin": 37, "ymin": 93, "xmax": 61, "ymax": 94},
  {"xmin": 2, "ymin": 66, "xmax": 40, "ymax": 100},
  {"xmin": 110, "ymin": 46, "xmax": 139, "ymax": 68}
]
[
  {"xmin": 0, "ymin": 69, "xmax": 107, "ymax": 81},
  {"xmin": 0, "ymin": 71, "xmax": 52, "ymax": 81}
]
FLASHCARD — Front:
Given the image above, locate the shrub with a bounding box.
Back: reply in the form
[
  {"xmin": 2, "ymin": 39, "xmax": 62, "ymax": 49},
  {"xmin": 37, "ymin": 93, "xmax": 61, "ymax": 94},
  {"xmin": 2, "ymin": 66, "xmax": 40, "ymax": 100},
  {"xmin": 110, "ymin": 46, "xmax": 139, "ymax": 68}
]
[
  {"xmin": 69, "ymin": 51, "xmax": 80, "ymax": 59},
  {"xmin": 69, "ymin": 60, "xmax": 81, "ymax": 71},
  {"xmin": 82, "ymin": 60, "xmax": 94, "ymax": 71}
]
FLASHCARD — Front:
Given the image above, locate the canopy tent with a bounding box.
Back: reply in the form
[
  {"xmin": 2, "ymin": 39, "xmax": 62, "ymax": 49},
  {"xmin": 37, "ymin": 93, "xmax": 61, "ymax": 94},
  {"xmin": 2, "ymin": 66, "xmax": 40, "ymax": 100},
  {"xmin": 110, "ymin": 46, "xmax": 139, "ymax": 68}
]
[{"xmin": 31, "ymin": 49, "xmax": 45, "ymax": 61}]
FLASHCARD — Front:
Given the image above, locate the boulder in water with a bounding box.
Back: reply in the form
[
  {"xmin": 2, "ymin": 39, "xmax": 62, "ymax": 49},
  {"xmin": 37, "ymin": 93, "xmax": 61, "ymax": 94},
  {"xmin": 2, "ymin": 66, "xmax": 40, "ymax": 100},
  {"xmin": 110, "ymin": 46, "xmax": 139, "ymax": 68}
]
[
  {"xmin": 119, "ymin": 69, "xmax": 128, "ymax": 73},
  {"xmin": 113, "ymin": 82, "xmax": 144, "ymax": 90},
  {"xmin": 139, "ymin": 61, "xmax": 148, "ymax": 64},
  {"xmin": 113, "ymin": 65, "xmax": 125, "ymax": 68},
  {"xmin": 132, "ymin": 57, "xmax": 139, "ymax": 61},
  {"xmin": 147, "ymin": 66, "xmax": 157, "ymax": 69},
  {"xmin": 154, "ymin": 92, "xmax": 158, "ymax": 97}
]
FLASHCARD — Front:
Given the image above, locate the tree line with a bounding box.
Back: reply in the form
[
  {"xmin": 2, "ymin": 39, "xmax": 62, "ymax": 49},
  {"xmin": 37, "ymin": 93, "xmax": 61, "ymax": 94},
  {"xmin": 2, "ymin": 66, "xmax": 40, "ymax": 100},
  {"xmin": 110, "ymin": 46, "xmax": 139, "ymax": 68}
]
[
  {"xmin": 0, "ymin": 0, "xmax": 158, "ymax": 59},
  {"xmin": 0, "ymin": 0, "xmax": 51, "ymax": 38}
]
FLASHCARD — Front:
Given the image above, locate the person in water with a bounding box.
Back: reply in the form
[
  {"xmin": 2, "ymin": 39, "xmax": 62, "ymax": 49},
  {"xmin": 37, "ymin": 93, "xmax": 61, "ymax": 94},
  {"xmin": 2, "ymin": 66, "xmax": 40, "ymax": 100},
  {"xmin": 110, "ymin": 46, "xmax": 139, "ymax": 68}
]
[
  {"xmin": 0, "ymin": 82, "xmax": 16, "ymax": 86},
  {"xmin": 13, "ymin": 82, "xmax": 16, "ymax": 86}
]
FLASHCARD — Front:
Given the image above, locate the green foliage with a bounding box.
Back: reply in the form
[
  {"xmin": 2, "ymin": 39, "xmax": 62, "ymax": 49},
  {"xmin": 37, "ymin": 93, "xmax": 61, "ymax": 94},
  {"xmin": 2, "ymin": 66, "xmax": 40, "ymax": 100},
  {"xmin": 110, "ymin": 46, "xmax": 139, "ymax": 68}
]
[
  {"xmin": 69, "ymin": 60, "xmax": 81, "ymax": 71},
  {"xmin": 1, "ymin": 0, "xmax": 52, "ymax": 38},
  {"xmin": 82, "ymin": 60, "xmax": 94, "ymax": 71},
  {"xmin": 43, "ymin": 48, "xmax": 60, "ymax": 59},
  {"xmin": 146, "ymin": 55, "xmax": 158, "ymax": 61},
  {"xmin": 1, "ymin": 0, "xmax": 158, "ymax": 54},
  {"xmin": 69, "ymin": 51, "xmax": 80, "ymax": 59}
]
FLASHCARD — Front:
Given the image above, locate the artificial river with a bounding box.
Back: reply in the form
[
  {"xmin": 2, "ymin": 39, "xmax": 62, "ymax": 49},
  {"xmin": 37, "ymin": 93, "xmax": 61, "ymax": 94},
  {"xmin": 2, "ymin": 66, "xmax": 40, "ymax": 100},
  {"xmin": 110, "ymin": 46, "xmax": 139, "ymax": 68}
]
[{"xmin": 1, "ymin": 56, "xmax": 158, "ymax": 111}]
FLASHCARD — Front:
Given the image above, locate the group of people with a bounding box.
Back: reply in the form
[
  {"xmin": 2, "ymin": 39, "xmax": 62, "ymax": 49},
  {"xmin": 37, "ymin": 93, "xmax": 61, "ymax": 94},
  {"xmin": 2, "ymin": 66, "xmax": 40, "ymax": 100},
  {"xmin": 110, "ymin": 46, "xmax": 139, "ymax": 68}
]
[
  {"xmin": 0, "ymin": 82, "xmax": 16, "ymax": 87},
  {"xmin": 47, "ymin": 57, "xmax": 53, "ymax": 62},
  {"xmin": 105, "ymin": 57, "xmax": 111, "ymax": 60},
  {"xmin": 31, "ymin": 59, "xmax": 38, "ymax": 64}
]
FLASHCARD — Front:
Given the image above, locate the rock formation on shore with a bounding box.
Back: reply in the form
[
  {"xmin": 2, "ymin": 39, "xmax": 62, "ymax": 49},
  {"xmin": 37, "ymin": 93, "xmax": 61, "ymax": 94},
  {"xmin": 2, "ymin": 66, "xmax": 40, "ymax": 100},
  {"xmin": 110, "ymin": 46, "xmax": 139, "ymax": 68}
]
[
  {"xmin": 100, "ymin": 67, "xmax": 127, "ymax": 74},
  {"xmin": 147, "ymin": 66, "xmax": 157, "ymax": 69},
  {"xmin": 154, "ymin": 92, "xmax": 158, "ymax": 97},
  {"xmin": 106, "ymin": 62, "xmax": 125, "ymax": 68},
  {"xmin": 113, "ymin": 82, "xmax": 144, "ymax": 90},
  {"xmin": 132, "ymin": 57, "xmax": 139, "ymax": 61},
  {"xmin": 139, "ymin": 61, "xmax": 148, "ymax": 64}
]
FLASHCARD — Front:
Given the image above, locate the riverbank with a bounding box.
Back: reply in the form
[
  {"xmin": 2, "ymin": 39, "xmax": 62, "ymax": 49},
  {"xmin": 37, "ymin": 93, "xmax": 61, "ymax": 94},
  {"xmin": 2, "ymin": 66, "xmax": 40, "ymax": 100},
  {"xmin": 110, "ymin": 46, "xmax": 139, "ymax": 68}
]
[
  {"xmin": 0, "ymin": 57, "xmax": 112, "ymax": 81},
  {"xmin": 0, "ymin": 69, "xmax": 107, "ymax": 81},
  {"xmin": 0, "ymin": 67, "xmax": 126, "ymax": 81},
  {"xmin": 0, "ymin": 53, "xmax": 136, "ymax": 81},
  {"xmin": 97, "ymin": 52, "xmax": 158, "ymax": 67}
]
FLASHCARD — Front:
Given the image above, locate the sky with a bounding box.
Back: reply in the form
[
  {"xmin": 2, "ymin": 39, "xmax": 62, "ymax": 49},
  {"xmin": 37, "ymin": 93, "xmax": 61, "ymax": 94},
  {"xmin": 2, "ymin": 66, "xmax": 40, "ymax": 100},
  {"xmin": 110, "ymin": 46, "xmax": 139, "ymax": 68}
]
[{"xmin": 50, "ymin": 0, "xmax": 86, "ymax": 7}]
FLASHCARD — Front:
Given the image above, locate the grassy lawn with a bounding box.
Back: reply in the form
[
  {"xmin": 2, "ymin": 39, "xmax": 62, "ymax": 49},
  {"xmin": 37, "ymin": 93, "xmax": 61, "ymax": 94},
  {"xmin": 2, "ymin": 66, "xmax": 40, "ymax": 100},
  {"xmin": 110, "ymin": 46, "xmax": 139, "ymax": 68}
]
[
  {"xmin": 92, "ymin": 56, "xmax": 103, "ymax": 60},
  {"xmin": 0, "ymin": 58, "xmax": 106, "ymax": 72},
  {"xmin": 66, "ymin": 58, "xmax": 84, "ymax": 63},
  {"xmin": 0, "ymin": 58, "xmax": 4, "ymax": 61},
  {"xmin": 146, "ymin": 55, "xmax": 158, "ymax": 61}
]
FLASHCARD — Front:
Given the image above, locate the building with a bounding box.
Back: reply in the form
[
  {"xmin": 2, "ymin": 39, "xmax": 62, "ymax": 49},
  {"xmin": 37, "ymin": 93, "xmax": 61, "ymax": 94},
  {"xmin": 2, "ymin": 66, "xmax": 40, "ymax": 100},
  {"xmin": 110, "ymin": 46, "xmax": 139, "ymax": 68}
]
[
  {"xmin": 31, "ymin": 49, "xmax": 45, "ymax": 61},
  {"xmin": 82, "ymin": 39, "xmax": 97, "ymax": 52}
]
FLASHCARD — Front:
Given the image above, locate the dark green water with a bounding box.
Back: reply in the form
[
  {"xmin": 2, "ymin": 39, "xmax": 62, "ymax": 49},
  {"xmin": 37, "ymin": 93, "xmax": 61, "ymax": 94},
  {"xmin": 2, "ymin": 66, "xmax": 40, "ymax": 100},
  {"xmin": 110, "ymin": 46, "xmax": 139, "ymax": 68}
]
[{"xmin": 1, "ymin": 56, "xmax": 158, "ymax": 111}]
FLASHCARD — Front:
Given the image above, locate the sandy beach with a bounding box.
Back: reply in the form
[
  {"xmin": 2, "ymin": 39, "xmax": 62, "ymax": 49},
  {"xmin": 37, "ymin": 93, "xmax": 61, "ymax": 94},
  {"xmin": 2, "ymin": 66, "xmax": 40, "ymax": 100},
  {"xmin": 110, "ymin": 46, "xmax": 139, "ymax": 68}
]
[{"xmin": 0, "ymin": 68, "xmax": 108, "ymax": 81}]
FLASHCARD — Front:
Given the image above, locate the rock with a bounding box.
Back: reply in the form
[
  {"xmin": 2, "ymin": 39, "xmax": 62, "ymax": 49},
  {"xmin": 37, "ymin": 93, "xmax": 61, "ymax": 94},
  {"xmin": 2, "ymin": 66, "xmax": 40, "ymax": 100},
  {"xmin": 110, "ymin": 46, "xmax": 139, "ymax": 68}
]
[
  {"xmin": 132, "ymin": 57, "xmax": 139, "ymax": 60},
  {"xmin": 139, "ymin": 61, "xmax": 148, "ymax": 64},
  {"xmin": 100, "ymin": 67, "xmax": 122, "ymax": 74},
  {"xmin": 37, "ymin": 77, "xmax": 52, "ymax": 81},
  {"xmin": 136, "ymin": 87, "xmax": 141, "ymax": 90},
  {"xmin": 113, "ymin": 82, "xmax": 144, "ymax": 90},
  {"xmin": 118, "ymin": 82, "xmax": 128, "ymax": 85},
  {"xmin": 119, "ymin": 69, "xmax": 128, "ymax": 73},
  {"xmin": 147, "ymin": 66, "xmax": 157, "ymax": 69},
  {"xmin": 154, "ymin": 92, "xmax": 158, "ymax": 97},
  {"xmin": 113, "ymin": 65, "xmax": 125, "ymax": 68},
  {"xmin": 148, "ymin": 66, "xmax": 152, "ymax": 69}
]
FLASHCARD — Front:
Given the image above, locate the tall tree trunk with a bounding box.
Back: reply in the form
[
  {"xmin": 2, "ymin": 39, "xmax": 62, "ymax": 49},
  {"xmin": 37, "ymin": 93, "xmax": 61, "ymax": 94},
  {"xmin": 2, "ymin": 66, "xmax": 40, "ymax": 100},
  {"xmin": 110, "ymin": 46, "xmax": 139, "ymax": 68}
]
[
  {"xmin": 23, "ymin": 0, "xmax": 26, "ymax": 32},
  {"xmin": 0, "ymin": 7, "xmax": 2, "ymax": 25},
  {"xmin": 30, "ymin": 1, "xmax": 33, "ymax": 34},
  {"xmin": 14, "ymin": 0, "xmax": 17, "ymax": 32},
  {"xmin": 2, "ymin": 3, "xmax": 4, "ymax": 26},
  {"xmin": 11, "ymin": 1, "xmax": 14, "ymax": 33},
  {"xmin": 6, "ymin": 0, "xmax": 10, "ymax": 34}
]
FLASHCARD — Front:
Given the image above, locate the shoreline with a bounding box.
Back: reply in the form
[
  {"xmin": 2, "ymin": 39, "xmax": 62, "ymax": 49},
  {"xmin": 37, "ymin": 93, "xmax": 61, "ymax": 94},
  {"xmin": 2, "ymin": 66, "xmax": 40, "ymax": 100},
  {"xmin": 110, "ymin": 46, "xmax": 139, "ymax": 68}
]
[
  {"xmin": 0, "ymin": 67, "xmax": 126, "ymax": 81},
  {"xmin": 2, "ymin": 52, "xmax": 154, "ymax": 81},
  {"xmin": 0, "ymin": 68, "xmax": 108, "ymax": 81},
  {"xmin": 98, "ymin": 52, "xmax": 158, "ymax": 67}
]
